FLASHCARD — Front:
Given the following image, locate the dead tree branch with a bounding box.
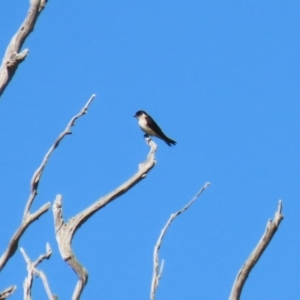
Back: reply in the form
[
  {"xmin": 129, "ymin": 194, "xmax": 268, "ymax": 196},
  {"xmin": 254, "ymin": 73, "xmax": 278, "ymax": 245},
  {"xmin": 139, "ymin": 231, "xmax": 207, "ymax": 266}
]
[
  {"xmin": 0, "ymin": 286, "xmax": 16, "ymax": 300},
  {"xmin": 0, "ymin": 94, "xmax": 96, "ymax": 271},
  {"xmin": 150, "ymin": 182, "xmax": 211, "ymax": 300},
  {"xmin": 0, "ymin": 0, "xmax": 48, "ymax": 96},
  {"xmin": 229, "ymin": 200, "xmax": 284, "ymax": 300},
  {"xmin": 20, "ymin": 243, "xmax": 56, "ymax": 300},
  {"xmin": 53, "ymin": 137, "xmax": 157, "ymax": 300}
]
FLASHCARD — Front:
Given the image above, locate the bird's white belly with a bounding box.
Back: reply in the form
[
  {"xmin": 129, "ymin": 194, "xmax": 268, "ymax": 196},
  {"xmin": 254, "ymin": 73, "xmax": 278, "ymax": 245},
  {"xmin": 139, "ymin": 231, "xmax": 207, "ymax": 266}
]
[{"xmin": 139, "ymin": 118, "xmax": 157, "ymax": 136}]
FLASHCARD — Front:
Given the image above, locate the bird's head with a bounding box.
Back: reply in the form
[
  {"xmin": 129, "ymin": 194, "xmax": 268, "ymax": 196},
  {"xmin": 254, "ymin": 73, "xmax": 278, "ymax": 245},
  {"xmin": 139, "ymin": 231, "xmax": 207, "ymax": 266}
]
[{"xmin": 134, "ymin": 110, "xmax": 147, "ymax": 119}]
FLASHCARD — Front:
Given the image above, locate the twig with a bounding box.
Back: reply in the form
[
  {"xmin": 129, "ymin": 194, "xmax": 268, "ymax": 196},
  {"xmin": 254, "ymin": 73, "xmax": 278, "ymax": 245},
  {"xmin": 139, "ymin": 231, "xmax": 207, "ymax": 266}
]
[
  {"xmin": 0, "ymin": 0, "xmax": 48, "ymax": 96},
  {"xmin": 20, "ymin": 243, "xmax": 56, "ymax": 300},
  {"xmin": 0, "ymin": 94, "xmax": 96, "ymax": 271},
  {"xmin": 26, "ymin": 94, "xmax": 96, "ymax": 215},
  {"xmin": 150, "ymin": 182, "xmax": 211, "ymax": 300},
  {"xmin": 0, "ymin": 286, "xmax": 16, "ymax": 300},
  {"xmin": 229, "ymin": 200, "xmax": 284, "ymax": 300},
  {"xmin": 53, "ymin": 137, "xmax": 157, "ymax": 300}
]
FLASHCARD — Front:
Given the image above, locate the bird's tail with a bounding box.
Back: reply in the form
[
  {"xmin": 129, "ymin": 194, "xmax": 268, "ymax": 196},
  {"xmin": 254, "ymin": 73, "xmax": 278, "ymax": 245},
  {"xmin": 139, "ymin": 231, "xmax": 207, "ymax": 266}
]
[{"xmin": 165, "ymin": 137, "xmax": 177, "ymax": 146}]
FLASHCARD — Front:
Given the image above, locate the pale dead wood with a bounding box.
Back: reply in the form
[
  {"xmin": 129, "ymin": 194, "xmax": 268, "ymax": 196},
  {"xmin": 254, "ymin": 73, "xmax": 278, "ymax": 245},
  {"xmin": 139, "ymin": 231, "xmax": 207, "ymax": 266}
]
[
  {"xmin": 0, "ymin": 94, "xmax": 96, "ymax": 271},
  {"xmin": 0, "ymin": 286, "xmax": 16, "ymax": 300},
  {"xmin": 20, "ymin": 243, "xmax": 56, "ymax": 300},
  {"xmin": 0, "ymin": 203, "xmax": 50, "ymax": 271},
  {"xmin": 26, "ymin": 94, "xmax": 96, "ymax": 216},
  {"xmin": 53, "ymin": 137, "xmax": 157, "ymax": 300},
  {"xmin": 150, "ymin": 182, "xmax": 211, "ymax": 300},
  {"xmin": 229, "ymin": 200, "xmax": 284, "ymax": 300},
  {"xmin": 0, "ymin": 0, "xmax": 48, "ymax": 96}
]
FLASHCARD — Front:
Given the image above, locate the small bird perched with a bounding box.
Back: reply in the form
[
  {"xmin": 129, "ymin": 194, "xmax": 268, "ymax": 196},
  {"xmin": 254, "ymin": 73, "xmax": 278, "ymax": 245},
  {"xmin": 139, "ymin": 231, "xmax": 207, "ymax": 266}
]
[{"xmin": 134, "ymin": 110, "xmax": 176, "ymax": 146}]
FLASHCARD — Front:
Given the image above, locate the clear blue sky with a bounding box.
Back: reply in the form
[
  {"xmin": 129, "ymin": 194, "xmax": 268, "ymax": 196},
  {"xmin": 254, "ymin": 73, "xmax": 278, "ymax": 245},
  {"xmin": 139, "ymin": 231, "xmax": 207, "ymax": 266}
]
[{"xmin": 0, "ymin": 1, "xmax": 299, "ymax": 299}]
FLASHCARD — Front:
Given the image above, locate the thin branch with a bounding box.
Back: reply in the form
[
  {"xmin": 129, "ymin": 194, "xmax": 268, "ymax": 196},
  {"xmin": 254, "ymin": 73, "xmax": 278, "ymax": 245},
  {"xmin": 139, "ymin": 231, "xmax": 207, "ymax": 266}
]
[
  {"xmin": 0, "ymin": 286, "xmax": 16, "ymax": 300},
  {"xmin": 53, "ymin": 137, "xmax": 157, "ymax": 300},
  {"xmin": 0, "ymin": 203, "xmax": 50, "ymax": 271},
  {"xmin": 150, "ymin": 182, "xmax": 211, "ymax": 300},
  {"xmin": 0, "ymin": 94, "xmax": 96, "ymax": 271},
  {"xmin": 229, "ymin": 200, "xmax": 284, "ymax": 300},
  {"xmin": 0, "ymin": 0, "xmax": 48, "ymax": 96},
  {"xmin": 20, "ymin": 243, "xmax": 56, "ymax": 300},
  {"xmin": 26, "ymin": 94, "xmax": 96, "ymax": 216}
]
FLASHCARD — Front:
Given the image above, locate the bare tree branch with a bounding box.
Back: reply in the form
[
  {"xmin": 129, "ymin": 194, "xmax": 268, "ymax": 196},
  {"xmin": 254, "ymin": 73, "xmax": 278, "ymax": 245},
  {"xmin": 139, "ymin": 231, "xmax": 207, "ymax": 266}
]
[
  {"xmin": 0, "ymin": 94, "xmax": 96, "ymax": 271},
  {"xmin": 20, "ymin": 243, "xmax": 56, "ymax": 300},
  {"xmin": 0, "ymin": 286, "xmax": 16, "ymax": 300},
  {"xmin": 229, "ymin": 200, "xmax": 284, "ymax": 300},
  {"xmin": 0, "ymin": 0, "xmax": 48, "ymax": 97},
  {"xmin": 150, "ymin": 182, "xmax": 211, "ymax": 300},
  {"xmin": 0, "ymin": 204, "xmax": 50, "ymax": 272},
  {"xmin": 26, "ymin": 94, "xmax": 96, "ymax": 216},
  {"xmin": 53, "ymin": 137, "xmax": 157, "ymax": 300}
]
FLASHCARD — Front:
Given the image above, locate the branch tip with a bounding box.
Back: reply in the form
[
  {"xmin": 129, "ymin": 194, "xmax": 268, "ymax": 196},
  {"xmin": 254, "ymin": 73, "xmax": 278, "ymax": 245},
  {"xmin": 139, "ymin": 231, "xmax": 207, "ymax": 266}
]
[
  {"xmin": 150, "ymin": 182, "xmax": 209, "ymax": 300},
  {"xmin": 0, "ymin": 285, "xmax": 16, "ymax": 299},
  {"xmin": 0, "ymin": 0, "xmax": 48, "ymax": 96},
  {"xmin": 229, "ymin": 201, "xmax": 284, "ymax": 300},
  {"xmin": 277, "ymin": 200, "xmax": 283, "ymax": 214}
]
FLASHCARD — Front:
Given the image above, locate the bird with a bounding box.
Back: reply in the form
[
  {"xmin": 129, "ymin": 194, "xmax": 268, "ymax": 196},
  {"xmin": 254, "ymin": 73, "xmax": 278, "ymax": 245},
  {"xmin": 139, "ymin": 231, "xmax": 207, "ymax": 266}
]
[{"xmin": 134, "ymin": 110, "xmax": 176, "ymax": 146}]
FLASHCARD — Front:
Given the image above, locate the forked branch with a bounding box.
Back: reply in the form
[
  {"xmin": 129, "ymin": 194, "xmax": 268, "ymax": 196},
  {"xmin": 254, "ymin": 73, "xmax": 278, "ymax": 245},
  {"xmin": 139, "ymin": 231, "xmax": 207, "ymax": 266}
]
[
  {"xmin": 0, "ymin": 94, "xmax": 96, "ymax": 271},
  {"xmin": 150, "ymin": 182, "xmax": 210, "ymax": 300},
  {"xmin": 0, "ymin": 0, "xmax": 48, "ymax": 96},
  {"xmin": 20, "ymin": 243, "xmax": 56, "ymax": 300},
  {"xmin": 229, "ymin": 200, "xmax": 284, "ymax": 300},
  {"xmin": 53, "ymin": 137, "xmax": 157, "ymax": 300}
]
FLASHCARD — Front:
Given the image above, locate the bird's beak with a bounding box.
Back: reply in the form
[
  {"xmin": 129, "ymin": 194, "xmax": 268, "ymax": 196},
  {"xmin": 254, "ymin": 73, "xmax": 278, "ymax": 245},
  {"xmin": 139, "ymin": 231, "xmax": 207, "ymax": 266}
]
[{"xmin": 133, "ymin": 115, "xmax": 136, "ymax": 118}]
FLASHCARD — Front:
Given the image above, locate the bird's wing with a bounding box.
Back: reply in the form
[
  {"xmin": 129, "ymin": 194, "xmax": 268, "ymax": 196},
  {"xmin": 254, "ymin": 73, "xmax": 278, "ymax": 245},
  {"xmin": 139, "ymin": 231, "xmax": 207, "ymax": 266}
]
[{"xmin": 146, "ymin": 115, "xmax": 165, "ymax": 136}]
